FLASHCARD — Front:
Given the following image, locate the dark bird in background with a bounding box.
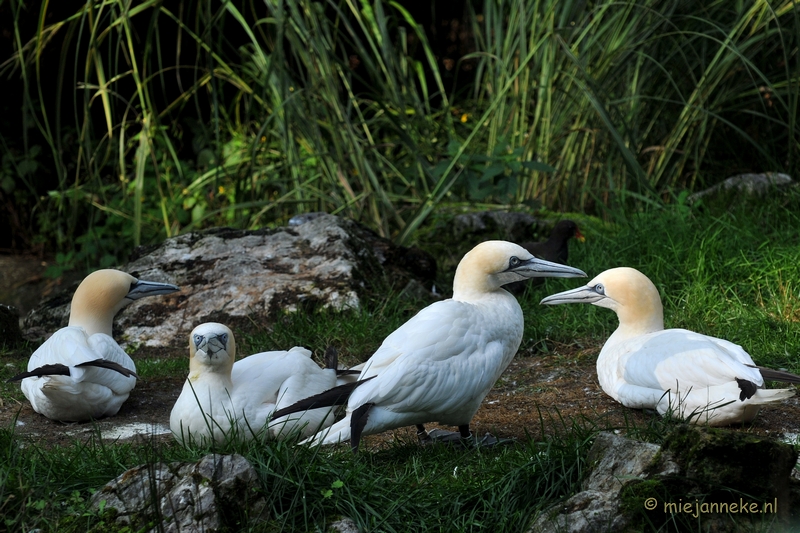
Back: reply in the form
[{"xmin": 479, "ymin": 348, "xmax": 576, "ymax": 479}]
[{"xmin": 504, "ymin": 219, "xmax": 585, "ymax": 295}]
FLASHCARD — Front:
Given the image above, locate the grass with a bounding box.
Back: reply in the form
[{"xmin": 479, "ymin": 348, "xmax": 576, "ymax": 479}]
[
  {"xmin": 2, "ymin": 0, "xmax": 798, "ymax": 271},
  {"xmin": 2, "ymin": 192, "xmax": 800, "ymax": 531}
]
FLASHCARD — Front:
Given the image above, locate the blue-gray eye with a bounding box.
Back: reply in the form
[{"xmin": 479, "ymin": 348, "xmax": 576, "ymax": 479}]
[
  {"xmin": 193, "ymin": 334, "xmax": 203, "ymax": 348},
  {"xmin": 509, "ymin": 256, "xmax": 521, "ymax": 268},
  {"xmin": 595, "ymin": 283, "xmax": 605, "ymax": 294},
  {"xmin": 219, "ymin": 333, "xmax": 229, "ymax": 345}
]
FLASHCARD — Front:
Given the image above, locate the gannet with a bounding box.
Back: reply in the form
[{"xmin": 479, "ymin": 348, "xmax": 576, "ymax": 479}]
[
  {"xmin": 8, "ymin": 269, "xmax": 179, "ymax": 421},
  {"xmin": 272, "ymin": 240, "xmax": 587, "ymax": 451},
  {"xmin": 540, "ymin": 267, "xmax": 799, "ymax": 425},
  {"xmin": 170, "ymin": 323, "xmax": 341, "ymax": 445},
  {"xmin": 506, "ymin": 220, "xmax": 585, "ymax": 295}
]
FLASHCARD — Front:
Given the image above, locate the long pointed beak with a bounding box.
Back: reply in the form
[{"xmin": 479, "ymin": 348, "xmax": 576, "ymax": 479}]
[
  {"xmin": 513, "ymin": 257, "xmax": 587, "ymax": 279},
  {"xmin": 127, "ymin": 279, "xmax": 180, "ymax": 300},
  {"xmin": 540, "ymin": 284, "xmax": 605, "ymax": 305}
]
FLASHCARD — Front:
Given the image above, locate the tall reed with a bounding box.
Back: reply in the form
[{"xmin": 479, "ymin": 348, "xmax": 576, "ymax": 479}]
[{"xmin": 4, "ymin": 0, "xmax": 798, "ymax": 265}]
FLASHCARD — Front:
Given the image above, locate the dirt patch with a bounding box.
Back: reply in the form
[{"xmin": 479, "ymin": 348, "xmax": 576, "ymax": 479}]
[{"xmin": 4, "ymin": 342, "xmax": 800, "ymax": 451}]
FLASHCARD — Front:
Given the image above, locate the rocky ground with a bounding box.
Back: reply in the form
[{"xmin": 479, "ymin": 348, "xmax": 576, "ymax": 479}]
[{"xmin": 3, "ymin": 339, "xmax": 800, "ymax": 451}]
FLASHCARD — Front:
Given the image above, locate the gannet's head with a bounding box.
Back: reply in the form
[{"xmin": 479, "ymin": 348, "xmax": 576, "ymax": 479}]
[
  {"xmin": 68, "ymin": 269, "xmax": 179, "ymax": 337},
  {"xmin": 189, "ymin": 322, "xmax": 236, "ymax": 377},
  {"xmin": 540, "ymin": 267, "xmax": 664, "ymax": 333},
  {"xmin": 453, "ymin": 240, "xmax": 586, "ymax": 299}
]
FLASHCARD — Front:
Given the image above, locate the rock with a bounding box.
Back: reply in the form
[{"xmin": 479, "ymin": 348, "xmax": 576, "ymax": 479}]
[
  {"xmin": 529, "ymin": 426, "xmax": 798, "ymax": 533},
  {"xmin": 0, "ymin": 304, "xmax": 24, "ymax": 348},
  {"xmin": 22, "ymin": 215, "xmax": 437, "ymax": 349},
  {"xmin": 688, "ymin": 172, "xmax": 794, "ymax": 203},
  {"xmin": 330, "ymin": 517, "xmax": 361, "ymax": 533},
  {"xmin": 90, "ymin": 453, "xmax": 266, "ymax": 532},
  {"xmin": 451, "ymin": 211, "xmax": 541, "ymax": 243}
]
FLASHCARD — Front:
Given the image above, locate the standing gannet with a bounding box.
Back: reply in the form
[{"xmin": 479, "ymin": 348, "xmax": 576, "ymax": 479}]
[
  {"xmin": 8, "ymin": 269, "xmax": 179, "ymax": 421},
  {"xmin": 170, "ymin": 323, "xmax": 340, "ymax": 445},
  {"xmin": 540, "ymin": 267, "xmax": 799, "ymax": 425},
  {"xmin": 272, "ymin": 240, "xmax": 587, "ymax": 451}
]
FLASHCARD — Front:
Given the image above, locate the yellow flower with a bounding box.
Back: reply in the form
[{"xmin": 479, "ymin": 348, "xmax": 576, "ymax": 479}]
[
  {"xmin": 218, "ymin": 186, "xmax": 226, "ymax": 195},
  {"xmin": 461, "ymin": 113, "xmax": 469, "ymax": 123}
]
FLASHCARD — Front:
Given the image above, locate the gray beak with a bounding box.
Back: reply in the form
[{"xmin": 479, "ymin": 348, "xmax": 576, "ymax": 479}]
[
  {"xmin": 511, "ymin": 257, "xmax": 587, "ymax": 279},
  {"xmin": 126, "ymin": 279, "xmax": 180, "ymax": 300},
  {"xmin": 194, "ymin": 333, "xmax": 228, "ymax": 357},
  {"xmin": 540, "ymin": 284, "xmax": 605, "ymax": 305}
]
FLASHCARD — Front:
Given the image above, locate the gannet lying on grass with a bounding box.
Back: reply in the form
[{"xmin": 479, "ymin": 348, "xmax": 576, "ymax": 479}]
[
  {"xmin": 8, "ymin": 269, "xmax": 179, "ymax": 421},
  {"xmin": 540, "ymin": 267, "xmax": 800, "ymax": 425},
  {"xmin": 272, "ymin": 241, "xmax": 587, "ymax": 452},
  {"xmin": 170, "ymin": 323, "xmax": 341, "ymax": 445}
]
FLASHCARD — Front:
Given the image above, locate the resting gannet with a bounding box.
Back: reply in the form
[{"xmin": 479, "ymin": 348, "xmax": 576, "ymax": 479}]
[
  {"xmin": 272, "ymin": 240, "xmax": 587, "ymax": 451},
  {"xmin": 8, "ymin": 269, "xmax": 179, "ymax": 421},
  {"xmin": 170, "ymin": 323, "xmax": 340, "ymax": 445},
  {"xmin": 540, "ymin": 267, "xmax": 799, "ymax": 425}
]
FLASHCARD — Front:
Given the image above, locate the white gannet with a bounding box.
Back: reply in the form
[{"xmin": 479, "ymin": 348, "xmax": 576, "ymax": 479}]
[
  {"xmin": 170, "ymin": 322, "xmax": 341, "ymax": 445},
  {"xmin": 540, "ymin": 267, "xmax": 799, "ymax": 425},
  {"xmin": 8, "ymin": 269, "xmax": 179, "ymax": 421},
  {"xmin": 272, "ymin": 240, "xmax": 587, "ymax": 451}
]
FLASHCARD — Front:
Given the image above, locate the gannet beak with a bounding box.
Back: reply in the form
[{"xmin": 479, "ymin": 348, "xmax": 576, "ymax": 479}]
[
  {"xmin": 126, "ymin": 279, "xmax": 180, "ymax": 300},
  {"xmin": 540, "ymin": 284, "xmax": 606, "ymax": 305},
  {"xmin": 193, "ymin": 332, "xmax": 228, "ymax": 357},
  {"xmin": 510, "ymin": 257, "xmax": 587, "ymax": 279}
]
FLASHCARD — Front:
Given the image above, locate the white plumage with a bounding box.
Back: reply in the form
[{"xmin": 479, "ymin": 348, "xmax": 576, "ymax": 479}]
[
  {"xmin": 289, "ymin": 240, "xmax": 586, "ymax": 450},
  {"xmin": 540, "ymin": 267, "xmax": 796, "ymax": 425},
  {"xmin": 170, "ymin": 322, "xmax": 339, "ymax": 444},
  {"xmin": 10, "ymin": 269, "xmax": 179, "ymax": 421}
]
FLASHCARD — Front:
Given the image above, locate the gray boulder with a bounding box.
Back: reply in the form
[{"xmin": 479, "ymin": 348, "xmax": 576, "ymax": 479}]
[
  {"xmin": 23, "ymin": 215, "xmax": 436, "ymax": 349},
  {"xmin": 451, "ymin": 211, "xmax": 541, "ymax": 243},
  {"xmin": 90, "ymin": 453, "xmax": 266, "ymax": 532},
  {"xmin": 530, "ymin": 426, "xmax": 798, "ymax": 532},
  {"xmin": 688, "ymin": 172, "xmax": 794, "ymax": 203}
]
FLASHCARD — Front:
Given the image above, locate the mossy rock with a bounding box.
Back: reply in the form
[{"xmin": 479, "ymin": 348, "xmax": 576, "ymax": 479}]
[{"xmin": 662, "ymin": 424, "xmax": 796, "ymax": 500}]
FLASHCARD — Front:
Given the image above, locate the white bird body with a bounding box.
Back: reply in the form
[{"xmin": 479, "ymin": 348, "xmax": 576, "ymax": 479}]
[
  {"xmin": 22, "ymin": 327, "xmax": 137, "ymax": 421},
  {"xmin": 170, "ymin": 323, "xmax": 339, "ymax": 444},
  {"xmin": 11, "ymin": 269, "xmax": 179, "ymax": 422},
  {"xmin": 541, "ymin": 267, "xmax": 795, "ymax": 425},
  {"xmin": 298, "ymin": 240, "xmax": 587, "ymax": 449}
]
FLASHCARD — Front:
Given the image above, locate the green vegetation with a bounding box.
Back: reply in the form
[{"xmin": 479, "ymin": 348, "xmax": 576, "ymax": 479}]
[
  {"xmin": 2, "ymin": 0, "xmax": 798, "ymax": 271},
  {"xmin": 2, "ymin": 191, "xmax": 800, "ymax": 531},
  {"xmin": 2, "ymin": 0, "xmax": 800, "ymax": 530}
]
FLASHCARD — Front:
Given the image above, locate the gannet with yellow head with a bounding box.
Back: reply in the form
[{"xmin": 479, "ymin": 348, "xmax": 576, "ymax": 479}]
[
  {"xmin": 170, "ymin": 322, "xmax": 341, "ymax": 445},
  {"xmin": 272, "ymin": 240, "xmax": 587, "ymax": 451},
  {"xmin": 8, "ymin": 269, "xmax": 179, "ymax": 421},
  {"xmin": 540, "ymin": 267, "xmax": 798, "ymax": 425}
]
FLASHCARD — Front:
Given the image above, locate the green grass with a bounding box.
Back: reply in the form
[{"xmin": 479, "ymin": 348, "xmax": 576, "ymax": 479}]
[
  {"xmin": 2, "ymin": 193, "xmax": 800, "ymax": 531},
  {"xmin": 3, "ymin": 0, "xmax": 798, "ymax": 270}
]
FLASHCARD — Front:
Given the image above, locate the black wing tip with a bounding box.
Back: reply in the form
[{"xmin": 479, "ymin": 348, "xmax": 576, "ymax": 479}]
[
  {"xmin": 75, "ymin": 359, "xmax": 139, "ymax": 379},
  {"xmin": 746, "ymin": 364, "xmax": 800, "ymax": 385},
  {"xmin": 7, "ymin": 363, "xmax": 71, "ymax": 382},
  {"xmin": 735, "ymin": 378, "xmax": 758, "ymax": 401},
  {"xmin": 324, "ymin": 346, "xmax": 338, "ymax": 370},
  {"xmin": 271, "ymin": 376, "xmax": 375, "ymax": 420}
]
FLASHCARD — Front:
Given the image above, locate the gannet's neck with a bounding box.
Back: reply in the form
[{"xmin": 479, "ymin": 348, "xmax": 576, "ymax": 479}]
[{"xmin": 68, "ymin": 270, "xmax": 137, "ymax": 337}]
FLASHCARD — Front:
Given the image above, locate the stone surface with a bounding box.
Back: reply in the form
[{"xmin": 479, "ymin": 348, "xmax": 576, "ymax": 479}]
[
  {"xmin": 451, "ymin": 210, "xmax": 541, "ymax": 243},
  {"xmin": 688, "ymin": 172, "xmax": 794, "ymax": 203},
  {"xmin": 90, "ymin": 453, "xmax": 266, "ymax": 532},
  {"xmin": 22, "ymin": 215, "xmax": 436, "ymax": 348},
  {"xmin": 529, "ymin": 426, "xmax": 799, "ymax": 533}
]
